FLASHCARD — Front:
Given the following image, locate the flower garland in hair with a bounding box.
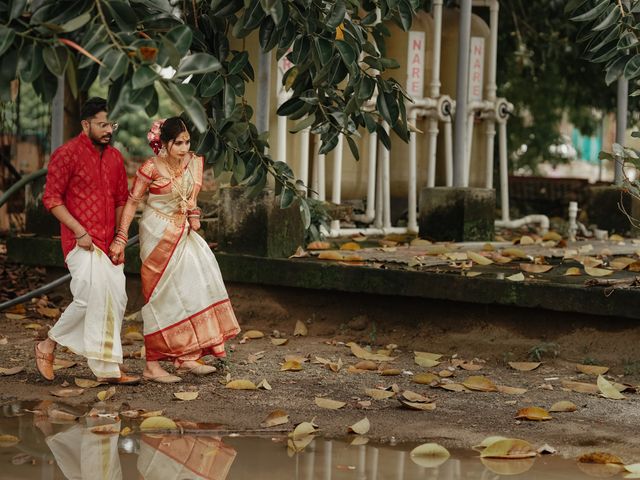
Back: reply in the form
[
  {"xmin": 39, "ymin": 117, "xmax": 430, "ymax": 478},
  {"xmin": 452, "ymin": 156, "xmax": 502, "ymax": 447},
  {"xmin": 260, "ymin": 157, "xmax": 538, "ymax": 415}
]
[{"xmin": 147, "ymin": 119, "xmax": 166, "ymax": 155}]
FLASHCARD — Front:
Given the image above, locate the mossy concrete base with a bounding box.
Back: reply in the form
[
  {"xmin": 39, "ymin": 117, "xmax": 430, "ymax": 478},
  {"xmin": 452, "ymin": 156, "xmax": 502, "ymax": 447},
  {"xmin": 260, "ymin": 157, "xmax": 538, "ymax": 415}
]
[
  {"xmin": 586, "ymin": 186, "xmax": 636, "ymax": 236},
  {"xmin": 217, "ymin": 186, "xmax": 304, "ymax": 258},
  {"xmin": 6, "ymin": 236, "xmax": 639, "ymax": 320},
  {"xmin": 419, "ymin": 187, "xmax": 495, "ymax": 241},
  {"xmin": 25, "ymin": 177, "xmax": 59, "ymax": 236}
]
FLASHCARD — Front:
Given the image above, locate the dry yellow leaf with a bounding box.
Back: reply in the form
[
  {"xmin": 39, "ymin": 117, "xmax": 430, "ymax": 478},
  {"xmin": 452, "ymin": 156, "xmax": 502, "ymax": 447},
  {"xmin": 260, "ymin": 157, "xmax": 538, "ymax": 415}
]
[
  {"xmin": 459, "ymin": 361, "xmax": 483, "ymax": 371},
  {"xmin": 24, "ymin": 323, "xmax": 43, "ymax": 330},
  {"xmin": 120, "ymin": 427, "xmax": 132, "ymax": 436},
  {"xmin": 463, "ymin": 376, "xmax": 497, "ymax": 392},
  {"xmin": 5, "ymin": 313, "xmax": 26, "ymax": 320},
  {"xmin": 348, "ymin": 343, "xmax": 395, "ymax": 362},
  {"xmin": 139, "ymin": 410, "xmax": 164, "ymax": 418},
  {"xmin": 562, "ymin": 380, "xmax": 599, "ymax": 394},
  {"xmin": 271, "ymin": 338, "xmax": 289, "ymax": 346},
  {"xmin": 96, "ymin": 386, "xmax": 116, "ymax": 402},
  {"xmin": 413, "ymin": 373, "xmax": 439, "ymax": 385},
  {"xmin": 515, "ymin": 406, "xmax": 552, "ymax": 421},
  {"xmin": 402, "ymin": 390, "xmax": 431, "ymax": 403},
  {"xmin": 226, "ymin": 379, "xmax": 258, "ymax": 390},
  {"xmin": 502, "ymin": 248, "xmax": 528, "ymax": 259},
  {"xmin": 624, "ymin": 464, "xmax": 640, "ymax": 473},
  {"xmin": 284, "ymin": 354, "xmax": 308, "ymax": 363},
  {"xmin": 47, "ymin": 409, "xmax": 78, "ymax": 422},
  {"xmin": 480, "ymin": 438, "xmax": 537, "ymax": 459},
  {"xmin": 497, "ymin": 385, "xmax": 527, "ymax": 395},
  {"xmin": 414, "ymin": 351, "xmax": 443, "ymax": 361},
  {"xmin": 410, "ymin": 238, "xmax": 432, "ymax": 246},
  {"xmin": 610, "ymin": 257, "xmax": 636, "ymax": 270},
  {"xmin": 585, "ymin": 266, "xmax": 614, "ymax": 277},
  {"xmin": 340, "ymin": 242, "xmax": 361, "ymax": 251},
  {"xmin": 549, "ymin": 401, "xmax": 577, "ymax": 412},
  {"xmin": 0, "ymin": 435, "xmax": 20, "ymax": 447},
  {"xmin": 53, "ymin": 358, "xmax": 76, "ymax": 370},
  {"xmin": 597, "ymin": 375, "xmax": 625, "ymax": 400},
  {"xmin": 37, "ymin": 306, "xmax": 60, "ymax": 318},
  {"xmin": 290, "ymin": 421, "xmax": 318, "ymax": 440},
  {"xmin": 609, "ymin": 234, "xmax": 624, "ymax": 242},
  {"xmin": 351, "ymin": 436, "xmax": 369, "ymax": 446},
  {"xmin": 174, "ymin": 391, "xmax": 199, "ymax": 401},
  {"xmin": 257, "ymin": 379, "xmax": 272, "ymax": 390},
  {"xmin": 507, "ymin": 273, "xmax": 525, "ymax": 282},
  {"xmin": 580, "ymin": 257, "xmax": 603, "ymax": 268},
  {"xmin": 578, "ymin": 452, "xmax": 624, "ymax": 464},
  {"xmin": 518, "ymin": 235, "xmax": 535, "ymax": 245},
  {"xmin": 410, "ymin": 443, "xmax": 450, "ymax": 468},
  {"xmin": 564, "ymin": 267, "xmax": 582, "ymax": 276},
  {"xmin": 0, "ymin": 366, "xmax": 24, "ymax": 376},
  {"xmin": 492, "ymin": 253, "xmax": 513, "ymax": 264},
  {"xmin": 439, "ymin": 383, "xmax": 469, "ymax": 392},
  {"xmin": 508, "ymin": 362, "xmax": 541, "ymax": 371},
  {"xmin": 467, "ymin": 251, "xmax": 494, "ymax": 265},
  {"xmin": 307, "ymin": 241, "xmax": 331, "ymax": 250},
  {"xmin": 123, "ymin": 326, "xmax": 144, "ymax": 341},
  {"xmin": 281, "ymin": 360, "xmax": 303, "ymax": 372},
  {"xmin": 577, "ymin": 364, "xmax": 609, "ymax": 375},
  {"xmin": 438, "ymin": 370, "xmax": 454, "ymax": 378},
  {"xmin": 289, "ymin": 246, "xmax": 309, "ymax": 258},
  {"xmin": 543, "ymin": 231, "xmax": 563, "ymax": 241},
  {"xmin": 348, "ymin": 417, "xmax": 370, "ymax": 435},
  {"xmin": 520, "ymin": 263, "xmax": 553, "ymax": 274},
  {"xmin": 365, "ymin": 388, "xmax": 395, "ymax": 400},
  {"xmin": 398, "ymin": 398, "xmax": 436, "ymax": 411},
  {"xmin": 140, "ymin": 416, "xmax": 178, "ymax": 431},
  {"xmin": 293, "ymin": 320, "xmax": 308, "ymax": 336},
  {"xmin": 50, "ymin": 388, "xmax": 84, "ymax": 398},
  {"xmin": 414, "ymin": 356, "xmax": 440, "ymax": 368},
  {"xmin": 244, "ymin": 330, "xmax": 264, "ymax": 339},
  {"xmin": 75, "ymin": 378, "xmax": 105, "ymax": 388},
  {"xmin": 473, "ymin": 436, "xmax": 509, "ymax": 450},
  {"xmin": 90, "ymin": 424, "xmax": 120, "ymax": 435},
  {"xmin": 317, "ymin": 251, "xmax": 344, "ymax": 261},
  {"xmin": 465, "ymin": 271, "xmax": 483, "ymax": 277},
  {"xmin": 261, "ymin": 410, "xmax": 289, "ymax": 427},
  {"xmin": 379, "ymin": 368, "xmax": 401, "ymax": 376},
  {"xmin": 354, "ymin": 360, "xmax": 377, "ymax": 371},
  {"xmin": 315, "ymin": 397, "xmax": 346, "ymax": 409}
]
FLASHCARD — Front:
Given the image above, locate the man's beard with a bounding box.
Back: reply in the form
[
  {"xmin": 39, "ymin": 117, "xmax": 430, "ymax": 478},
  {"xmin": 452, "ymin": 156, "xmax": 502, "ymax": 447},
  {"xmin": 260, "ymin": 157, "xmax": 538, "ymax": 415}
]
[{"xmin": 89, "ymin": 129, "xmax": 112, "ymax": 146}]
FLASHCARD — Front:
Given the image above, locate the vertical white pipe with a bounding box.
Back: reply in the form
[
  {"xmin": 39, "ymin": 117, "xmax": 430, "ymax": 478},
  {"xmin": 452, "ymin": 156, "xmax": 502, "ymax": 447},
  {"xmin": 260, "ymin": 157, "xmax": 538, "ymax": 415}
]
[
  {"xmin": 408, "ymin": 111, "xmax": 419, "ymax": 232},
  {"xmin": 256, "ymin": 51, "xmax": 272, "ymax": 135},
  {"xmin": 323, "ymin": 441, "xmax": 332, "ymax": 480},
  {"xmin": 498, "ymin": 121, "xmax": 509, "ymax": 222},
  {"xmin": 276, "ymin": 64, "xmax": 288, "ymax": 164},
  {"xmin": 453, "ymin": 0, "xmax": 473, "ymax": 186},
  {"xmin": 395, "ymin": 451, "xmax": 406, "ymax": 480},
  {"xmin": 330, "ymin": 135, "xmax": 343, "ymax": 231},
  {"xmin": 369, "ymin": 447, "xmax": 379, "ymax": 480},
  {"xmin": 298, "ymin": 128, "xmax": 310, "ymax": 193},
  {"xmin": 444, "ymin": 118, "xmax": 453, "ymax": 186},
  {"xmin": 426, "ymin": 117, "xmax": 439, "ymax": 187},
  {"xmin": 51, "ymin": 75, "xmax": 65, "ymax": 152},
  {"xmin": 357, "ymin": 445, "xmax": 367, "ymax": 480},
  {"xmin": 382, "ymin": 122, "xmax": 392, "ymax": 229},
  {"xmin": 429, "ymin": 0, "xmax": 444, "ymax": 99},
  {"xmin": 318, "ymin": 152, "xmax": 326, "ymax": 201},
  {"xmin": 311, "ymin": 135, "xmax": 319, "ymax": 199},
  {"xmin": 375, "ymin": 142, "xmax": 384, "ymax": 228},
  {"xmin": 465, "ymin": 111, "xmax": 475, "ymax": 186},
  {"xmin": 366, "ymin": 132, "xmax": 378, "ymax": 221},
  {"xmin": 304, "ymin": 439, "xmax": 315, "ymax": 480},
  {"xmin": 615, "ymin": 77, "xmax": 628, "ymax": 185},
  {"xmin": 485, "ymin": 119, "xmax": 496, "ymax": 188}
]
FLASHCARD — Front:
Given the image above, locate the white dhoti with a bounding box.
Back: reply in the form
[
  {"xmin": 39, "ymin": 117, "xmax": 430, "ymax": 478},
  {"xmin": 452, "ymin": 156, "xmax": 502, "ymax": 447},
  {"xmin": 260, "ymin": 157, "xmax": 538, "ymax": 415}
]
[
  {"xmin": 48, "ymin": 246, "xmax": 126, "ymax": 378},
  {"xmin": 45, "ymin": 421, "xmax": 122, "ymax": 480}
]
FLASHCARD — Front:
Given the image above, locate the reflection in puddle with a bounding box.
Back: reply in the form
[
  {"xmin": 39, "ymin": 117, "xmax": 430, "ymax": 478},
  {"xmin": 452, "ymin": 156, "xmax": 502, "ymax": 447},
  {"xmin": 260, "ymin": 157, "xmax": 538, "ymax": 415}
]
[{"xmin": 0, "ymin": 402, "xmax": 599, "ymax": 479}]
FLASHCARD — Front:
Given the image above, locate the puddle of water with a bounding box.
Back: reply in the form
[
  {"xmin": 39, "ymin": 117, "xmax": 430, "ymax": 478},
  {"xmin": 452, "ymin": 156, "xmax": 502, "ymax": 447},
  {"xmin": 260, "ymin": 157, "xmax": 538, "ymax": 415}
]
[{"xmin": 0, "ymin": 402, "xmax": 608, "ymax": 479}]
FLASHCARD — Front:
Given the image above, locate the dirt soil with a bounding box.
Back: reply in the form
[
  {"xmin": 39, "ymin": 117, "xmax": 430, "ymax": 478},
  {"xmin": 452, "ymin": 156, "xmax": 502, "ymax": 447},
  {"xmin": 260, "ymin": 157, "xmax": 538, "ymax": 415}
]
[{"xmin": 2, "ymin": 273, "xmax": 640, "ymax": 460}]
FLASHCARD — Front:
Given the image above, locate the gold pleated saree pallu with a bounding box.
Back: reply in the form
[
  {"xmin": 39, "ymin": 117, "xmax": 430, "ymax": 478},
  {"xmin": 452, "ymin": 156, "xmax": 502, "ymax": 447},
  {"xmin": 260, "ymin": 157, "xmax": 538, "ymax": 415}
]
[{"xmin": 138, "ymin": 154, "xmax": 240, "ymax": 362}]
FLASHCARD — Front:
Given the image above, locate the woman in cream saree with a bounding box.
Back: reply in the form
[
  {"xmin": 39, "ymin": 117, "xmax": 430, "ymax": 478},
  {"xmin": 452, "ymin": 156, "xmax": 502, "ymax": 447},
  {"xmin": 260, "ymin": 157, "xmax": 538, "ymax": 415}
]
[{"xmin": 110, "ymin": 117, "xmax": 240, "ymax": 382}]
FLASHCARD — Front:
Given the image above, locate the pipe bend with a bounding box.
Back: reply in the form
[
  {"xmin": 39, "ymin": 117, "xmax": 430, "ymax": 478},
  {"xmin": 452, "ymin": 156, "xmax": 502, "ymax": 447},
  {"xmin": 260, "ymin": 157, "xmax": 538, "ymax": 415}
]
[{"xmin": 494, "ymin": 215, "xmax": 550, "ymax": 234}]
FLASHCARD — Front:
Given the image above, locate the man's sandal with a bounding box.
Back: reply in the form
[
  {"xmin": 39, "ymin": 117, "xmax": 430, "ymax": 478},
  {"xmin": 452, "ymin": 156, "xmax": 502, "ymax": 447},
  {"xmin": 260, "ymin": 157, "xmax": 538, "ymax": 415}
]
[{"xmin": 34, "ymin": 343, "xmax": 55, "ymax": 381}]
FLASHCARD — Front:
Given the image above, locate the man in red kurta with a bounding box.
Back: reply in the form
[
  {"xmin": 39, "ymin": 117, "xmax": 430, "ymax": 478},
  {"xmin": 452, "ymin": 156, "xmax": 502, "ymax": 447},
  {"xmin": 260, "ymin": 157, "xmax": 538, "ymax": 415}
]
[{"xmin": 35, "ymin": 97, "xmax": 139, "ymax": 384}]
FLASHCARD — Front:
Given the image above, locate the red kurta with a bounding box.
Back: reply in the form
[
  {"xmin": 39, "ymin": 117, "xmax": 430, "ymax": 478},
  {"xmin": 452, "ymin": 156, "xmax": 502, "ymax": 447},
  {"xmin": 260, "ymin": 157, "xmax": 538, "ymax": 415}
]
[{"xmin": 42, "ymin": 133, "xmax": 129, "ymax": 259}]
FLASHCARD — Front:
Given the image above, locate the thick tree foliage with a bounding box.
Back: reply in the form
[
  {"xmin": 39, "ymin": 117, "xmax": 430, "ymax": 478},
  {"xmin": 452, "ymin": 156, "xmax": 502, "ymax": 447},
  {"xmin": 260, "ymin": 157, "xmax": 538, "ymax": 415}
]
[{"xmin": 0, "ymin": 0, "xmax": 420, "ymax": 225}]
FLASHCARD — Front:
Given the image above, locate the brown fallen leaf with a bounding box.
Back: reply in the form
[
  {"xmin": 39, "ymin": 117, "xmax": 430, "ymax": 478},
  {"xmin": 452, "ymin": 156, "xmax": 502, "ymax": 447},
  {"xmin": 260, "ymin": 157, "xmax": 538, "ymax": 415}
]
[
  {"xmin": 47, "ymin": 409, "xmax": 78, "ymax": 422},
  {"xmin": 398, "ymin": 398, "xmax": 436, "ymax": 411},
  {"xmin": 174, "ymin": 391, "xmax": 199, "ymax": 401},
  {"xmin": 610, "ymin": 257, "xmax": 636, "ymax": 270},
  {"xmin": 261, "ymin": 410, "xmax": 289, "ymax": 428},
  {"xmin": 354, "ymin": 360, "xmax": 377, "ymax": 371},
  {"xmin": 50, "ymin": 388, "xmax": 85, "ymax": 398},
  {"xmin": 413, "ymin": 373, "xmax": 440, "ymax": 385},
  {"xmin": 439, "ymin": 383, "xmax": 469, "ymax": 392},
  {"xmin": 281, "ymin": 360, "xmax": 303, "ymax": 372},
  {"xmin": 467, "ymin": 251, "xmax": 494, "ymax": 265},
  {"xmin": 365, "ymin": 388, "xmax": 395, "ymax": 400},
  {"xmin": 480, "ymin": 438, "xmax": 537, "ymax": 459},
  {"xmin": 315, "ymin": 397, "xmax": 345, "ymax": 409},
  {"xmin": 0, "ymin": 435, "xmax": 21, "ymax": 448},
  {"xmin": 576, "ymin": 364, "xmax": 609, "ymax": 375},
  {"xmin": 501, "ymin": 248, "xmax": 528, "ymax": 259},
  {"xmin": 497, "ymin": 385, "xmax": 527, "ymax": 395},
  {"xmin": 506, "ymin": 273, "xmax": 525, "ymax": 282},
  {"xmin": 459, "ymin": 361, "xmax": 483, "ymax": 371},
  {"xmin": 438, "ymin": 370, "xmax": 454, "ymax": 378},
  {"xmin": 564, "ymin": 267, "xmax": 582, "ymax": 276},
  {"xmin": 53, "ymin": 359, "xmax": 77, "ymax": 371},
  {"xmin": 515, "ymin": 406, "xmax": 552, "ymax": 421},
  {"xmin": 520, "ymin": 263, "xmax": 553, "ymax": 274},
  {"xmin": 578, "ymin": 452, "xmax": 624, "ymax": 464},
  {"xmin": 37, "ymin": 306, "xmax": 60, "ymax": 318},
  {"xmin": 90, "ymin": 424, "xmax": 120, "ymax": 435},
  {"xmin": 140, "ymin": 416, "xmax": 178, "ymax": 431},
  {"xmin": 562, "ymin": 380, "xmax": 599, "ymax": 394},
  {"xmin": 289, "ymin": 246, "xmax": 309, "ymax": 258},
  {"xmin": 549, "ymin": 400, "xmax": 577, "ymax": 412},
  {"xmin": 0, "ymin": 366, "xmax": 24, "ymax": 376},
  {"xmin": 348, "ymin": 343, "xmax": 395, "ymax": 362},
  {"xmin": 340, "ymin": 242, "xmax": 361, "ymax": 251},
  {"xmin": 414, "ymin": 356, "xmax": 441, "ymax": 368},
  {"xmin": 120, "ymin": 427, "xmax": 132, "ymax": 436},
  {"xmin": 244, "ymin": 330, "xmax": 264, "ymax": 339},
  {"xmin": 257, "ymin": 379, "xmax": 272, "ymax": 390},
  {"xmin": 271, "ymin": 338, "xmax": 289, "ymax": 346},
  {"xmin": 307, "ymin": 241, "xmax": 331, "ymax": 250},
  {"xmin": 597, "ymin": 375, "xmax": 625, "ymax": 400},
  {"xmin": 74, "ymin": 378, "xmax": 105, "ymax": 388},
  {"xmin": 379, "ymin": 368, "xmax": 401, "ymax": 376},
  {"xmin": 225, "ymin": 379, "xmax": 258, "ymax": 390},
  {"xmin": 463, "ymin": 376, "xmax": 497, "ymax": 392},
  {"xmin": 409, "ymin": 443, "xmax": 450, "ymax": 468},
  {"xmin": 584, "ymin": 266, "xmax": 614, "ymax": 277},
  {"xmin": 293, "ymin": 320, "xmax": 308, "ymax": 336},
  {"xmin": 508, "ymin": 362, "xmax": 541, "ymax": 372},
  {"xmin": 5, "ymin": 313, "xmax": 26, "ymax": 321},
  {"xmin": 96, "ymin": 386, "xmax": 116, "ymax": 402},
  {"xmin": 402, "ymin": 390, "xmax": 431, "ymax": 403},
  {"xmin": 348, "ymin": 417, "xmax": 370, "ymax": 435}
]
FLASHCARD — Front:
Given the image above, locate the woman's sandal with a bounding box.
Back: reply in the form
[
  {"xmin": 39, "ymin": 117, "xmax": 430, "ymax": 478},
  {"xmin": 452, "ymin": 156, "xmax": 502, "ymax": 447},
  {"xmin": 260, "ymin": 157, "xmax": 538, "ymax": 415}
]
[
  {"xmin": 176, "ymin": 365, "xmax": 217, "ymax": 376},
  {"xmin": 143, "ymin": 373, "xmax": 182, "ymax": 383},
  {"xmin": 34, "ymin": 343, "xmax": 55, "ymax": 381}
]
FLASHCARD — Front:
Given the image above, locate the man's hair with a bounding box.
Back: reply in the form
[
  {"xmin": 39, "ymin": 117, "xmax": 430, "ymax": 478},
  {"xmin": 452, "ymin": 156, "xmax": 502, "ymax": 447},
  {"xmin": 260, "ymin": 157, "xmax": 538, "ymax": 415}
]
[{"xmin": 80, "ymin": 97, "xmax": 108, "ymax": 121}]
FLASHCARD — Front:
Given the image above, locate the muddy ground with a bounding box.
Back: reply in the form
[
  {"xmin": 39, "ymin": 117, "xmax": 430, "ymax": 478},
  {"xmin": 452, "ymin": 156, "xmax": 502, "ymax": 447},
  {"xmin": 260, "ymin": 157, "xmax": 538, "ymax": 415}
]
[{"xmin": 1, "ymin": 273, "xmax": 640, "ymax": 461}]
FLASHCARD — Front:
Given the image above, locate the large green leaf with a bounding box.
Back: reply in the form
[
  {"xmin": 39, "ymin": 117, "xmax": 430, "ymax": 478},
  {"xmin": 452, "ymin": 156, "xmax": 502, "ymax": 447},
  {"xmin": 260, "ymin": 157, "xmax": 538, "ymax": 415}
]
[
  {"xmin": 61, "ymin": 12, "xmax": 92, "ymax": 32},
  {"xmin": 132, "ymin": 65, "xmax": 158, "ymax": 89},
  {"xmin": 9, "ymin": 0, "xmax": 27, "ymax": 20},
  {"xmin": 570, "ymin": 0, "xmax": 609, "ymax": 21},
  {"xmin": 104, "ymin": 1, "xmax": 138, "ymax": 31},
  {"xmin": 326, "ymin": 2, "xmax": 346, "ymax": 30},
  {"xmin": 336, "ymin": 40, "xmax": 357, "ymax": 70},
  {"xmin": 165, "ymin": 25, "xmax": 193, "ymax": 57},
  {"xmin": 624, "ymin": 54, "xmax": 640, "ymax": 80},
  {"xmin": 593, "ymin": 6, "xmax": 620, "ymax": 31},
  {"xmin": 0, "ymin": 27, "xmax": 15, "ymax": 57},
  {"xmin": 228, "ymin": 51, "xmax": 249, "ymax": 75},
  {"xmin": 19, "ymin": 44, "xmax": 44, "ymax": 83},
  {"xmin": 177, "ymin": 52, "xmax": 222, "ymax": 77},
  {"xmin": 43, "ymin": 46, "xmax": 69, "ymax": 77},
  {"xmin": 605, "ymin": 55, "xmax": 627, "ymax": 84},
  {"xmin": 377, "ymin": 90, "xmax": 399, "ymax": 126},
  {"xmin": 200, "ymin": 73, "xmax": 224, "ymax": 97}
]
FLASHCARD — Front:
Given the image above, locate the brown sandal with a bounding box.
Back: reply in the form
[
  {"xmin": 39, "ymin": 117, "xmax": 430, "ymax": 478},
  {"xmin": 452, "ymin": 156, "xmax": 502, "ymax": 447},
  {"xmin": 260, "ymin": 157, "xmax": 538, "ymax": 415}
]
[{"xmin": 34, "ymin": 343, "xmax": 55, "ymax": 381}]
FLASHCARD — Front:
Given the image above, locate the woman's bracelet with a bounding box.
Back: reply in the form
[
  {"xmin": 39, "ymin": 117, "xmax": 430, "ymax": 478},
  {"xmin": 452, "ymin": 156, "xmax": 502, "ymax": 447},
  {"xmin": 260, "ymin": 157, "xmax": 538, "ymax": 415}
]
[
  {"xmin": 113, "ymin": 237, "xmax": 127, "ymax": 246},
  {"xmin": 75, "ymin": 232, "xmax": 88, "ymax": 240},
  {"xmin": 188, "ymin": 214, "xmax": 200, "ymax": 218}
]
